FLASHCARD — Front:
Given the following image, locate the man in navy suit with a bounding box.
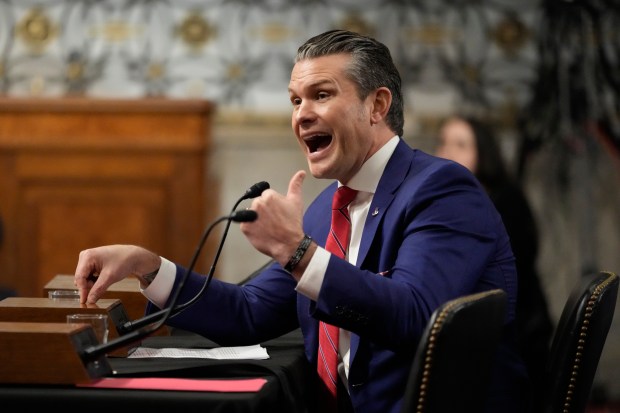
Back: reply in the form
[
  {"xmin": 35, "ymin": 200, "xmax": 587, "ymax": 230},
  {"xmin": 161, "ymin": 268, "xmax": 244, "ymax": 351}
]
[{"xmin": 75, "ymin": 30, "xmax": 528, "ymax": 412}]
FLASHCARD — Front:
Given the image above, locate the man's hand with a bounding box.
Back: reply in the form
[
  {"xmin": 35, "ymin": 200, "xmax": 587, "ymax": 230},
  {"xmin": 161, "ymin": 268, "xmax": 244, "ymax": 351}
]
[
  {"xmin": 74, "ymin": 245, "xmax": 161, "ymax": 304},
  {"xmin": 240, "ymin": 170, "xmax": 307, "ymax": 266}
]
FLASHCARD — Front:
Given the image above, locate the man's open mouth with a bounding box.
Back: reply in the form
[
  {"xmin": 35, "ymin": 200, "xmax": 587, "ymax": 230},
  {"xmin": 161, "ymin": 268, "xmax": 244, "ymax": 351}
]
[{"xmin": 305, "ymin": 134, "xmax": 332, "ymax": 153}]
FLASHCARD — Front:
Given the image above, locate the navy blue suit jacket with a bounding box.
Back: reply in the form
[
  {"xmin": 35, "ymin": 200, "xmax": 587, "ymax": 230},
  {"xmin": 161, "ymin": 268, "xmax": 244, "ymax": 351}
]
[{"xmin": 151, "ymin": 139, "xmax": 528, "ymax": 413}]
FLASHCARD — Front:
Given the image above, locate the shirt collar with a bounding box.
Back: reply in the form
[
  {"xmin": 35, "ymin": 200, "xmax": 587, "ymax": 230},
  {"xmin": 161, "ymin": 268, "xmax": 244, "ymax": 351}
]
[{"xmin": 341, "ymin": 135, "xmax": 400, "ymax": 194}]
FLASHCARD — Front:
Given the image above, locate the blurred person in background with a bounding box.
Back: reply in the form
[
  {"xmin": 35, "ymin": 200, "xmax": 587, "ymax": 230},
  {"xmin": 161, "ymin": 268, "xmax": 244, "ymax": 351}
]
[{"xmin": 436, "ymin": 114, "xmax": 553, "ymax": 411}]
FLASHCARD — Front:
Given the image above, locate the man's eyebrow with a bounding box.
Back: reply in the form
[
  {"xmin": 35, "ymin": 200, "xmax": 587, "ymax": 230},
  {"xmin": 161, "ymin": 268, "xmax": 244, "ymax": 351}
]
[{"xmin": 288, "ymin": 79, "xmax": 335, "ymax": 94}]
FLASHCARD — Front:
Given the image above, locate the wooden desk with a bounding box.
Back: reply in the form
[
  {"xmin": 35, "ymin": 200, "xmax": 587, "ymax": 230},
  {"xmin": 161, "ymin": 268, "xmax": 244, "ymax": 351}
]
[
  {"xmin": 0, "ymin": 97, "xmax": 217, "ymax": 297},
  {"xmin": 0, "ymin": 329, "xmax": 315, "ymax": 413}
]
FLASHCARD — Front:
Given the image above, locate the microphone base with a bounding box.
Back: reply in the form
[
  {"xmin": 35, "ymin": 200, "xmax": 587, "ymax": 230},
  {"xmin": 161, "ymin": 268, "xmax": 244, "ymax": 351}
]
[{"xmin": 0, "ymin": 321, "xmax": 112, "ymax": 384}]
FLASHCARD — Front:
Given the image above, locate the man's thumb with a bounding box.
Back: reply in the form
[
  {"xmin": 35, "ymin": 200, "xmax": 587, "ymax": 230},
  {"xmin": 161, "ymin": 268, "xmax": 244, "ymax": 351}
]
[{"xmin": 287, "ymin": 170, "xmax": 306, "ymax": 201}]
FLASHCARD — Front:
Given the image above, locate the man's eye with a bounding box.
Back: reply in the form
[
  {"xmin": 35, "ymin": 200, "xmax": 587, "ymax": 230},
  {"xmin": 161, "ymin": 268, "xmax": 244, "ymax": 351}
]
[
  {"xmin": 317, "ymin": 92, "xmax": 329, "ymax": 100},
  {"xmin": 291, "ymin": 98, "xmax": 301, "ymax": 105}
]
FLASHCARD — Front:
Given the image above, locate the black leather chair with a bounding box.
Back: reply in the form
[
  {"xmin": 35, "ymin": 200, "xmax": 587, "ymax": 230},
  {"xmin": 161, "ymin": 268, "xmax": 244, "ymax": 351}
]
[
  {"xmin": 400, "ymin": 289, "xmax": 507, "ymax": 413},
  {"xmin": 538, "ymin": 270, "xmax": 619, "ymax": 413}
]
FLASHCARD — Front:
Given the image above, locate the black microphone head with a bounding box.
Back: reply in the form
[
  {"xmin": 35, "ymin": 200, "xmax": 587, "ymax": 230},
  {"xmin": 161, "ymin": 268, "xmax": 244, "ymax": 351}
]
[
  {"xmin": 230, "ymin": 209, "xmax": 258, "ymax": 222},
  {"xmin": 243, "ymin": 181, "xmax": 270, "ymax": 200}
]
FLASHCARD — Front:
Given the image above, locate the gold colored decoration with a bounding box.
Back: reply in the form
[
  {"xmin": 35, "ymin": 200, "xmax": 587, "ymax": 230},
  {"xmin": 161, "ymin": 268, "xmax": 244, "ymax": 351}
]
[
  {"xmin": 258, "ymin": 24, "xmax": 293, "ymax": 43},
  {"xmin": 403, "ymin": 23, "xmax": 451, "ymax": 47},
  {"xmin": 147, "ymin": 63, "xmax": 165, "ymax": 80},
  {"xmin": 340, "ymin": 13, "xmax": 375, "ymax": 38},
  {"xmin": 88, "ymin": 20, "xmax": 141, "ymax": 43},
  {"xmin": 420, "ymin": 23, "xmax": 448, "ymax": 47},
  {"xmin": 15, "ymin": 7, "xmax": 57, "ymax": 53},
  {"xmin": 226, "ymin": 63, "xmax": 244, "ymax": 81},
  {"xmin": 177, "ymin": 12, "xmax": 215, "ymax": 50},
  {"xmin": 491, "ymin": 14, "xmax": 529, "ymax": 57},
  {"xmin": 66, "ymin": 61, "xmax": 84, "ymax": 82},
  {"xmin": 101, "ymin": 21, "xmax": 138, "ymax": 43}
]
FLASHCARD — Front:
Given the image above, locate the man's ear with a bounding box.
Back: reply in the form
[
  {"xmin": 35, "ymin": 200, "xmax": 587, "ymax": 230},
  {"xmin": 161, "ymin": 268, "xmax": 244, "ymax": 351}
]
[{"xmin": 369, "ymin": 87, "xmax": 392, "ymax": 125}]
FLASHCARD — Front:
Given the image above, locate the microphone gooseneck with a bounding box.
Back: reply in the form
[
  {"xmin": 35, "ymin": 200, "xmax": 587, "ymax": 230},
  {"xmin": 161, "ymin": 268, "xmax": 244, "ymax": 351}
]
[
  {"xmin": 81, "ymin": 182, "xmax": 268, "ymax": 360},
  {"xmin": 119, "ymin": 184, "xmax": 267, "ymax": 334},
  {"xmin": 205, "ymin": 180, "xmax": 269, "ymax": 297}
]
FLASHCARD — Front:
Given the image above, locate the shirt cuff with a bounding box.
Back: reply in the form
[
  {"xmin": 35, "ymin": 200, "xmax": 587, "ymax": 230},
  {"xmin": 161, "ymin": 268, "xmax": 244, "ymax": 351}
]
[
  {"xmin": 295, "ymin": 246, "xmax": 330, "ymax": 301},
  {"xmin": 141, "ymin": 257, "xmax": 176, "ymax": 309}
]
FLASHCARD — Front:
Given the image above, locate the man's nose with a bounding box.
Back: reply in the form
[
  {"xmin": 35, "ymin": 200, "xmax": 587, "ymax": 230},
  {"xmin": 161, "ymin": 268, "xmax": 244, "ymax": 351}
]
[{"xmin": 294, "ymin": 101, "xmax": 317, "ymax": 125}]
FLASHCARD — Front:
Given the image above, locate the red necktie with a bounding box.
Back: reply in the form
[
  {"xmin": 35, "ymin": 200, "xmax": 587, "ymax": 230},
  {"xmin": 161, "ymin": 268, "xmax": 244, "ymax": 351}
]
[{"xmin": 317, "ymin": 185, "xmax": 358, "ymax": 406}]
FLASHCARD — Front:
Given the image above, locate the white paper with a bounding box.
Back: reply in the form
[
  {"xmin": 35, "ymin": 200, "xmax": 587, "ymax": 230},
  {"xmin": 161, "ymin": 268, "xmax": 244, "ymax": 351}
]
[{"xmin": 127, "ymin": 344, "xmax": 269, "ymax": 360}]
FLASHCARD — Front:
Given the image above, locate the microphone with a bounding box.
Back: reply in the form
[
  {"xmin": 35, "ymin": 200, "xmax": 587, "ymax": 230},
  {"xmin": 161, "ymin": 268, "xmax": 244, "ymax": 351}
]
[
  {"xmin": 80, "ymin": 209, "xmax": 258, "ymax": 360},
  {"xmin": 239, "ymin": 181, "xmax": 270, "ymax": 206},
  {"xmin": 118, "ymin": 180, "xmax": 269, "ymax": 334}
]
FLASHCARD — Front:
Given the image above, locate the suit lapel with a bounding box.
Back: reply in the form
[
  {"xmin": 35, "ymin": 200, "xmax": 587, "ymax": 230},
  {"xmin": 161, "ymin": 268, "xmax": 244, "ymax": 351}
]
[
  {"xmin": 355, "ymin": 140, "xmax": 413, "ymax": 267},
  {"xmin": 350, "ymin": 140, "xmax": 414, "ymax": 369}
]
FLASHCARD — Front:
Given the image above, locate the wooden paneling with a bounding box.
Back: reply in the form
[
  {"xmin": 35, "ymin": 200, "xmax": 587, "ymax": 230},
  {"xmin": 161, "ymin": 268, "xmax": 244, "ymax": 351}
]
[{"xmin": 0, "ymin": 98, "xmax": 216, "ymax": 297}]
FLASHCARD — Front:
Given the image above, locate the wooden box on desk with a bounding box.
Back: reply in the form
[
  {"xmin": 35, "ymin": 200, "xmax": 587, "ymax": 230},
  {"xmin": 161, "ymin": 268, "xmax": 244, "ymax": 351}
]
[
  {"xmin": 43, "ymin": 274, "xmax": 169, "ymax": 336},
  {"xmin": 0, "ymin": 297, "xmax": 137, "ymax": 357},
  {"xmin": 43, "ymin": 274, "xmax": 147, "ymax": 320},
  {"xmin": 0, "ymin": 321, "xmax": 112, "ymax": 384}
]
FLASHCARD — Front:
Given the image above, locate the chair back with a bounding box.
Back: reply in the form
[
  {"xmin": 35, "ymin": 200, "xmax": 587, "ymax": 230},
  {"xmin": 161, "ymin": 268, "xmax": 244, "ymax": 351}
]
[
  {"xmin": 401, "ymin": 289, "xmax": 507, "ymax": 413},
  {"xmin": 540, "ymin": 270, "xmax": 619, "ymax": 413}
]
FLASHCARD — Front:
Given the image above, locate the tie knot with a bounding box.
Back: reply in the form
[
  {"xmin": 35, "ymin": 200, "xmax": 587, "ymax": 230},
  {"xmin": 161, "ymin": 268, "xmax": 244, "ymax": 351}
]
[{"xmin": 332, "ymin": 186, "xmax": 358, "ymax": 210}]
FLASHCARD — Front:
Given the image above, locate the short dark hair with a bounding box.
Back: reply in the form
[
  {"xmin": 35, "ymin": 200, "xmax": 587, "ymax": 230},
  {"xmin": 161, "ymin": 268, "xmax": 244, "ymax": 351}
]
[{"xmin": 295, "ymin": 29, "xmax": 404, "ymax": 137}]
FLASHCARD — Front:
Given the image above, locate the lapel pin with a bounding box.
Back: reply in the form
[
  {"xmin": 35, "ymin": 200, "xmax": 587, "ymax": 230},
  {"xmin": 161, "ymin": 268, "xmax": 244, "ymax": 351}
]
[{"xmin": 372, "ymin": 207, "xmax": 379, "ymax": 216}]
